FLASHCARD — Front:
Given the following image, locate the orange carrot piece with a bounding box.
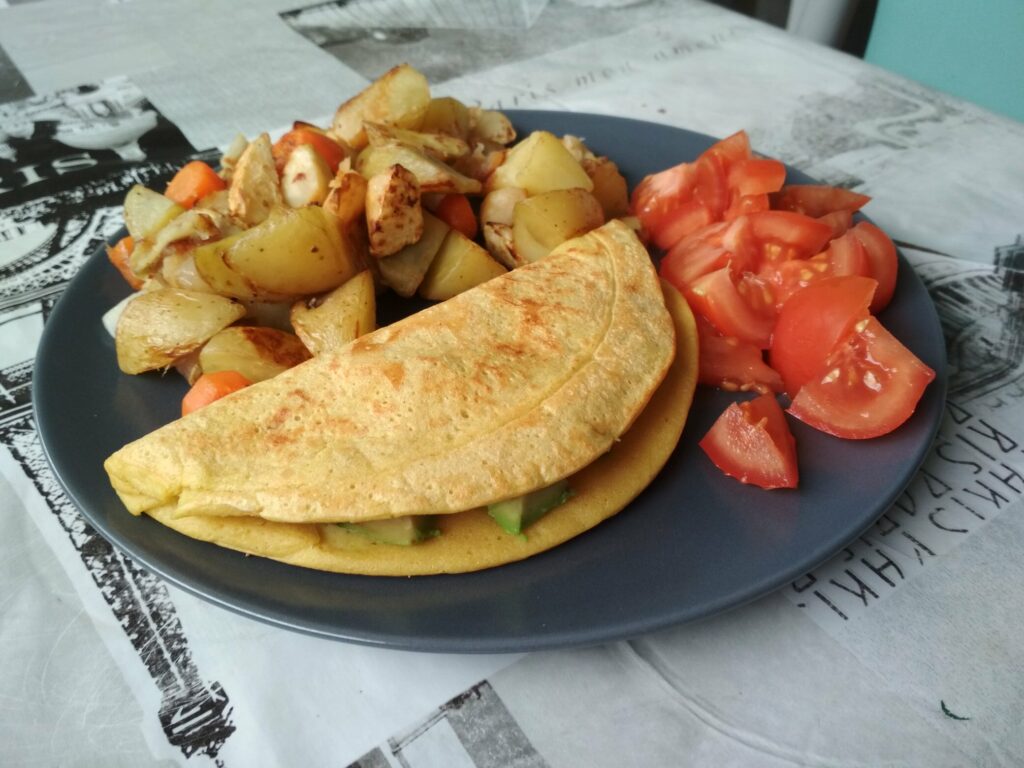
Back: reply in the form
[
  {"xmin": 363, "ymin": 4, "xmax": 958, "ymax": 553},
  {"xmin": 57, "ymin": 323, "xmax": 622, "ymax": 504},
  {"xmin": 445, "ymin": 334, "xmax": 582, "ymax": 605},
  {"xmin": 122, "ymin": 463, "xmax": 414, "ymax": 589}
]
[
  {"xmin": 272, "ymin": 127, "xmax": 345, "ymax": 175},
  {"xmin": 165, "ymin": 160, "xmax": 226, "ymax": 209},
  {"xmin": 105, "ymin": 235, "xmax": 143, "ymax": 290},
  {"xmin": 181, "ymin": 371, "xmax": 251, "ymax": 416},
  {"xmin": 434, "ymin": 193, "xmax": 478, "ymax": 240}
]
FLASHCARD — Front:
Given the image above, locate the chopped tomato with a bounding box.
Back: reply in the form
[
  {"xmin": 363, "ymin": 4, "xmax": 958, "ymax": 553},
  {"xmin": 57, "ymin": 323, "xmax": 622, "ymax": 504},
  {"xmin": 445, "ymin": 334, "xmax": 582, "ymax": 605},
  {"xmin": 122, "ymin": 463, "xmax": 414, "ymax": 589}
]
[
  {"xmin": 849, "ymin": 221, "xmax": 898, "ymax": 313},
  {"xmin": 770, "ymin": 184, "xmax": 871, "ymax": 217},
  {"xmin": 747, "ymin": 211, "xmax": 834, "ymax": 266},
  {"xmin": 769, "ymin": 275, "xmax": 877, "ymax": 396},
  {"xmin": 727, "ymin": 158, "xmax": 786, "ymax": 196},
  {"xmin": 764, "ymin": 230, "xmax": 869, "ymax": 307},
  {"xmin": 687, "ymin": 266, "xmax": 775, "ymax": 348},
  {"xmin": 181, "ymin": 371, "xmax": 251, "ymax": 416},
  {"xmin": 651, "ymin": 200, "xmax": 714, "ymax": 251},
  {"xmin": 434, "ymin": 193, "xmax": 478, "ymax": 239},
  {"xmin": 272, "ymin": 126, "xmax": 346, "ymax": 175},
  {"xmin": 722, "ymin": 191, "xmax": 769, "ymax": 220},
  {"xmin": 165, "ymin": 161, "xmax": 226, "ymax": 209},
  {"xmin": 105, "ymin": 235, "xmax": 143, "ymax": 290},
  {"xmin": 817, "ymin": 209, "xmax": 854, "ymax": 239},
  {"xmin": 788, "ymin": 316, "xmax": 935, "ymax": 439},
  {"xmin": 695, "ymin": 317, "xmax": 783, "ymax": 394},
  {"xmin": 702, "ymin": 130, "xmax": 752, "ymax": 170},
  {"xmin": 631, "ymin": 161, "xmax": 698, "ymax": 236},
  {"xmin": 699, "ymin": 393, "xmax": 799, "ymax": 489}
]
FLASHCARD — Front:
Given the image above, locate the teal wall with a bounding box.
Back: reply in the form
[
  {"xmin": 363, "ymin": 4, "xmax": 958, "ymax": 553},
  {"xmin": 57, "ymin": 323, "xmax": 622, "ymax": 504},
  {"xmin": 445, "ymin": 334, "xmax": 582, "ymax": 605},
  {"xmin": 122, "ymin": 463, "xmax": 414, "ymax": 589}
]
[{"xmin": 865, "ymin": 0, "xmax": 1024, "ymax": 123}]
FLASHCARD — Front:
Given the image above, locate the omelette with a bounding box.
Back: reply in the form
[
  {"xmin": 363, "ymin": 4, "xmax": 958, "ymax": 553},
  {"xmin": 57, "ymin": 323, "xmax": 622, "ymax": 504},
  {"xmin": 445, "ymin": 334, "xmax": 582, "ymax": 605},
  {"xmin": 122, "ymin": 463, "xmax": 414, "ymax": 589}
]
[{"xmin": 104, "ymin": 221, "xmax": 699, "ymax": 575}]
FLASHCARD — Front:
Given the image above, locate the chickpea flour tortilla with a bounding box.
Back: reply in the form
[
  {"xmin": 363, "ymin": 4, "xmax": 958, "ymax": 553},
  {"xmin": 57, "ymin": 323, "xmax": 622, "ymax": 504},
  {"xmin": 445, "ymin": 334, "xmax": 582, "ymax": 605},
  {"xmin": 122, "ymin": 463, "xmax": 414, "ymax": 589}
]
[{"xmin": 104, "ymin": 221, "xmax": 699, "ymax": 574}]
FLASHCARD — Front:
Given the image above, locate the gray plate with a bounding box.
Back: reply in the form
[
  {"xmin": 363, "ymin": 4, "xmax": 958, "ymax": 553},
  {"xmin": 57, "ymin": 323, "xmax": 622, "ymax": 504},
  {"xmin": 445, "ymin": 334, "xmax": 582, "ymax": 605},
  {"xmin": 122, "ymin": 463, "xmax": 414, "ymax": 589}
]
[{"xmin": 33, "ymin": 112, "xmax": 947, "ymax": 653}]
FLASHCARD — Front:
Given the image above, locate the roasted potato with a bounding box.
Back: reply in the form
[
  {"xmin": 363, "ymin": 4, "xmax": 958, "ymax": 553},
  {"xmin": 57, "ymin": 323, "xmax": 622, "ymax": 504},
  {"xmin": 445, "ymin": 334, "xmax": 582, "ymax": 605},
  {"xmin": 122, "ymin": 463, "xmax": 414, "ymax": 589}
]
[
  {"xmin": 482, "ymin": 222, "xmax": 518, "ymax": 270},
  {"xmin": 365, "ymin": 164, "xmax": 423, "ymax": 257},
  {"xmin": 198, "ymin": 326, "xmax": 311, "ymax": 382},
  {"xmin": 419, "ymin": 229, "xmax": 507, "ymax": 301},
  {"xmin": 377, "ymin": 211, "xmax": 450, "ymax": 296},
  {"xmin": 131, "ymin": 208, "xmax": 236, "ymax": 276},
  {"xmin": 290, "ymin": 270, "xmax": 376, "ymax": 354},
  {"xmin": 228, "ymin": 133, "xmax": 281, "ymax": 226},
  {"xmin": 194, "ymin": 206, "xmax": 364, "ymax": 299},
  {"xmin": 468, "ymin": 107, "xmax": 516, "ymax": 146},
  {"xmin": 356, "ymin": 142, "xmax": 481, "ymax": 195},
  {"xmin": 489, "ymin": 131, "xmax": 593, "ymax": 195},
  {"xmin": 330, "ymin": 64, "xmax": 431, "ymax": 150},
  {"xmin": 323, "ymin": 169, "xmax": 368, "ymax": 226},
  {"xmin": 512, "ymin": 188, "xmax": 605, "ymax": 264},
  {"xmin": 281, "ymin": 144, "xmax": 332, "ymax": 208},
  {"xmin": 116, "ymin": 288, "xmax": 245, "ymax": 374},
  {"xmin": 418, "ymin": 97, "xmax": 471, "ymax": 138},
  {"xmin": 364, "ymin": 121, "xmax": 469, "ymax": 161},
  {"xmin": 583, "ymin": 157, "xmax": 630, "ymax": 219}
]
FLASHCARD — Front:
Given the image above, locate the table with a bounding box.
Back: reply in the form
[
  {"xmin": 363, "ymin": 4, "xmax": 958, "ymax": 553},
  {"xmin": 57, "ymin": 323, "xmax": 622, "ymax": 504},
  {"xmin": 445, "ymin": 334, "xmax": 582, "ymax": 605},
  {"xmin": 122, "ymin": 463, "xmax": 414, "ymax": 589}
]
[{"xmin": 2, "ymin": 1, "xmax": 1023, "ymax": 765}]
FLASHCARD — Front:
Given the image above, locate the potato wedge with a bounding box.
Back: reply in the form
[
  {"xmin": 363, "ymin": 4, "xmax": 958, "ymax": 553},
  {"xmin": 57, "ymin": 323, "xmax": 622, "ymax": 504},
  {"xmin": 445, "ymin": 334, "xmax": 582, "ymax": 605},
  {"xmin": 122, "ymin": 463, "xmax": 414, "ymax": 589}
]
[
  {"xmin": 377, "ymin": 211, "xmax": 449, "ymax": 296},
  {"xmin": 451, "ymin": 141, "xmax": 506, "ymax": 183},
  {"xmin": 116, "ymin": 288, "xmax": 245, "ymax": 374},
  {"xmin": 482, "ymin": 222, "xmax": 518, "ymax": 270},
  {"xmin": 419, "ymin": 229, "xmax": 507, "ymax": 301},
  {"xmin": 194, "ymin": 206, "xmax": 363, "ymax": 299},
  {"xmin": 364, "ymin": 121, "xmax": 469, "ymax": 161},
  {"xmin": 281, "ymin": 144, "xmax": 332, "ymax": 208},
  {"xmin": 480, "ymin": 187, "xmax": 527, "ymax": 226},
  {"xmin": 418, "ymin": 97, "xmax": 471, "ymax": 138},
  {"xmin": 131, "ymin": 208, "xmax": 235, "ymax": 275},
  {"xmin": 468, "ymin": 107, "xmax": 516, "ymax": 145},
  {"xmin": 198, "ymin": 326, "xmax": 311, "ymax": 383},
  {"xmin": 323, "ymin": 169, "xmax": 368, "ymax": 226},
  {"xmin": 356, "ymin": 142, "xmax": 481, "ymax": 195},
  {"xmin": 290, "ymin": 270, "xmax": 376, "ymax": 355},
  {"xmin": 123, "ymin": 185, "xmax": 184, "ymax": 243},
  {"xmin": 365, "ymin": 164, "xmax": 423, "ymax": 257},
  {"xmin": 489, "ymin": 131, "xmax": 593, "ymax": 195},
  {"xmin": 583, "ymin": 157, "xmax": 630, "ymax": 219},
  {"xmin": 512, "ymin": 188, "xmax": 605, "ymax": 264},
  {"xmin": 330, "ymin": 64, "xmax": 431, "ymax": 150},
  {"xmin": 228, "ymin": 133, "xmax": 281, "ymax": 226}
]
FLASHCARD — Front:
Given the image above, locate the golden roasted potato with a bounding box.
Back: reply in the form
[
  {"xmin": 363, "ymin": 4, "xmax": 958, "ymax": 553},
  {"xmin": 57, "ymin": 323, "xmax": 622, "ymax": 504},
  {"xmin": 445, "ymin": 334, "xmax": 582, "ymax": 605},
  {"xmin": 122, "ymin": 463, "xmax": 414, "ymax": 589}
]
[
  {"xmin": 198, "ymin": 326, "xmax": 311, "ymax": 383},
  {"xmin": 330, "ymin": 64, "xmax": 431, "ymax": 150},
  {"xmin": 131, "ymin": 208, "xmax": 236, "ymax": 275},
  {"xmin": 364, "ymin": 121, "xmax": 469, "ymax": 161},
  {"xmin": 365, "ymin": 164, "xmax": 423, "ymax": 258},
  {"xmin": 489, "ymin": 131, "xmax": 593, "ymax": 195},
  {"xmin": 560, "ymin": 134, "xmax": 596, "ymax": 164},
  {"xmin": 418, "ymin": 97, "xmax": 471, "ymax": 138},
  {"xmin": 482, "ymin": 222, "xmax": 518, "ymax": 270},
  {"xmin": 583, "ymin": 157, "xmax": 630, "ymax": 219},
  {"xmin": 194, "ymin": 206, "xmax": 363, "ymax": 300},
  {"xmin": 290, "ymin": 270, "xmax": 376, "ymax": 354},
  {"xmin": 451, "ymin": 141, "xmax": 506, "ymax": 183},
  {"xmin": 323, "ymin": 169, "xmax": 368, "ymax": 226},
  {"xmin": 218, "ymin": 133, "xmax": 249, "ymax": 183},
  {"xmin": 419, "ymin": 229, "xmax": 507, "ymax": 301},
  {"xmin": 123, "ymin": 185, "xmax": 184, "ymax": 244},
  {"xmin": 228, "ymin": 133, "xmax": 281, "ymax": 226},
  {"xmin": 281, "ymin": 144, "xmax": 332, "ymax": 208},
  {"xmin": 116, "ymin": 288, "xmax": 245, "ymax": 374},
  {"xmin": 377, "ymin": 211, "xmax": 450, "ymax": 296},
  {"xmin": 480, "ymin": 187, "xmax": 527, "ymax": 226},
  {"xmin": 512, "ymin": 188, "xmax": 605, "ymax": 264},
  {"xmin": 356, "ymin": 142, "xmax": 481, "ymax": 195},
  {"xmin": 468, "ymin": 107, "xmax": 516, "ymax": 145}
]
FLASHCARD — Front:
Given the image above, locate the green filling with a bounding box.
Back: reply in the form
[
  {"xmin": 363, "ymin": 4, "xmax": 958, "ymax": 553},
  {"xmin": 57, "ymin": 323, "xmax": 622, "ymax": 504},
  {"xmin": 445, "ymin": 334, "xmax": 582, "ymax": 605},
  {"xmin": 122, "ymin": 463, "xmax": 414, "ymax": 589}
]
[
  {"xmin": 487, "ymin": 480, "xmax": 572, "ymax": 536},
  {"xmin": 338, "ymin": 515, "xmax": 440, "ymax": 546}
]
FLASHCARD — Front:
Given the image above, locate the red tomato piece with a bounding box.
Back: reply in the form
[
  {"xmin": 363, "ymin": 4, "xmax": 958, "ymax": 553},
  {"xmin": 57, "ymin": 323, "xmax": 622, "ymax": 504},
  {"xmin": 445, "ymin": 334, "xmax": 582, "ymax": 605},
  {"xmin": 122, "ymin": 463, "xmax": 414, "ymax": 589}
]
[
  {"xmin": 727, "ymin": 158, "xmax": 787, "ymax": 196},
  {"xmin": 747, "ymin": 211, "xmax": 834, "ymax": 266},
  {"xmin": 723, "ymin": 191, "xmax": 769, "ymax": 220},
  {"xmin": 849, "ymin": 221, "xmax": 898, "ymax": 313},
  {"xmin": 765, "ymin": 230, "xmax": 870, "ymax": 308},
  {"xmin": 695, "ymin": 317, "xmax": 784, "ymax": 394},
  {"xmin": 817, "ymin": 209, "xmax": 854, "ymax": 239},
  {"xmin": 631, "ymin": 161, "xmax": 698, "ymax": 236},
  {"xmin": 702, "ymin": 130, "xmax": 752, "ymax": 170},
  {"xmin": 788, "ymin": 316, "xmax": 935, "ymax": 439},
  {"xmin": 687, "ymin": 266, "xmax": 775, "ymax": 349},
  {"xmin": 769, "ymin": 275, "xmax": 877, "ymax": 396},
  {"xmin": 651, "ymin": 200, "xmax": 714, "ymax": 251},
  {"xmin": 699, "ymin": 393, "xmax": 799, "ymax": 489},
  {"xmin": 769, "ymin": 185, "xmax": 871, "ymax": 217}
]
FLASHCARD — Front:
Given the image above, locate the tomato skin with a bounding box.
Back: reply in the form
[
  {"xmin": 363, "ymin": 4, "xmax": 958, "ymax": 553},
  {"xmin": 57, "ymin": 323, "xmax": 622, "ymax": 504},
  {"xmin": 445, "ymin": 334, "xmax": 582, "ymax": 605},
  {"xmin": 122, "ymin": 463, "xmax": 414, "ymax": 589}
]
[
  {"xmin": 699, "ymin": 393, "xmax": 799, "ymax": 489},
  {"xmin": 695, "ymin": 317, "xmax": 783, "ymax": 394},
  {"xmin": 850, "ymin": 221, "xmax": 898, "ymax": 313},
  {"xmin": 631, "ymin": 161, "xmax": 697, "ymax": 236},
  {"xmin": 728, "ymin": 158, "xmax": 786, "ymax": 196},
  {"xmin": 747, "ymin": 211, "xmax": 834, "ymax": 265},
  {"xmin": 788, "ymin": 316, "xmax": 935, "ymax": 439},
  {"xmin": 651, "ymin": 200, "xmax": 714, "ymax": 251},
  {"xmin": 817, "ymin": 209, "xmax": 854, "ymax": 239},
  {"xmin": 769, "ymin": 275, "xmax": 877, "ymax": 396},
  {"xmin": 770, "ymin": 184, "xmax": 871, "ymax": 217},
  {"xmin": 763, "ymin": 230, "xmax": 869, "ymax": 308},
  {"xmin": 688, "ymin": 266, "xmax": 775, "ymax": 348}
]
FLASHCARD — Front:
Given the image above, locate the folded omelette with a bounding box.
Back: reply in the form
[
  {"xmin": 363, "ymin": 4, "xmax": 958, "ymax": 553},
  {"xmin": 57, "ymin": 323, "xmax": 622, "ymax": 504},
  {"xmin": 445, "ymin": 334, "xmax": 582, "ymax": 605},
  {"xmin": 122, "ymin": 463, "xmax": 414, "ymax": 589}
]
[{"xmin": 104, "ymin": 221, "xmax": 699, "ymax": 574}]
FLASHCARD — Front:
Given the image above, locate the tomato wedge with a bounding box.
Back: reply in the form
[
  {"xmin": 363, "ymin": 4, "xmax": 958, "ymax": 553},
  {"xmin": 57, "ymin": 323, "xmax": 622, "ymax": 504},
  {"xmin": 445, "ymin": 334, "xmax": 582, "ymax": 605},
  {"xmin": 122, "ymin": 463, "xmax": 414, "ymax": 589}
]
[
  {"xmin": 769, "ymin": 275, "xmax": 877, "ymax": 396},
  {"xmin": 764, "ymin": 230, "xmax": 870, "ymax": 308},
  {"xmin": 850, "ymin": 221, "xmax": 898, "ymax": 313},
  {"xmin": 817, "ymin": 209, "xmax": 854, "ymax": 239},
  {"xmin": 699, "ymin": 393, "xmax": 799, "ymax": 489},
  {"xmin": 687, "ymin": 266, "xmax": 775, "ymax": 348},
  {"xmin": 788, "ymin": 316, "xmax": 935, "ymax": 439},
  {"xmin": 747, "ymin": 211, "xmax": 834, "ymax": 266},
  {"xmin": 770, "ymin": 184, "xmax": 871, "ymax": 217},
  {"xmin": 695, "ymin": 317, "xmax": 783, "ymax": 394},
  {"xmin": 727, "ymin": 158, "xmax": 786, "ymax": 196}
]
